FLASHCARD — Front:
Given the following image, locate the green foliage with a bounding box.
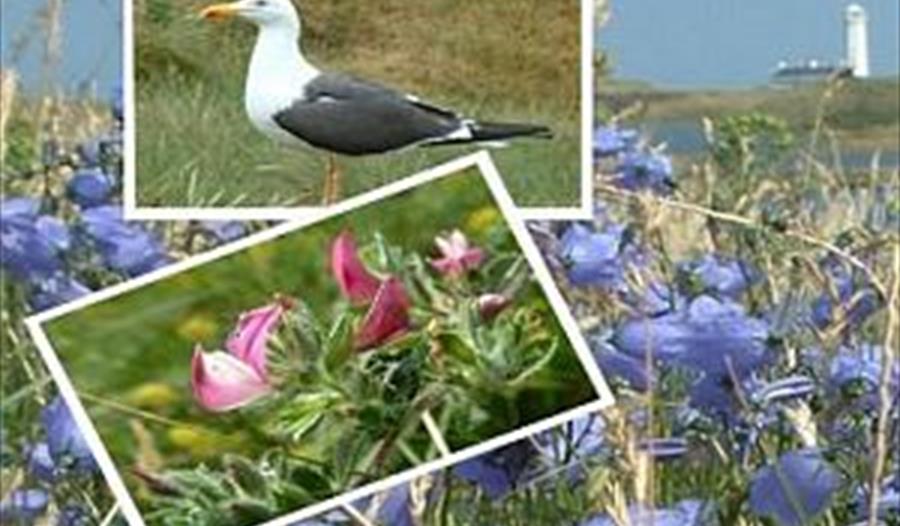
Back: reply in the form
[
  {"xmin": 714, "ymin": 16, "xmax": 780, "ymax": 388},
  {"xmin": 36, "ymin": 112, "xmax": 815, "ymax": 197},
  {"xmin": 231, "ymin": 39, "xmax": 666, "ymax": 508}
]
[
  {"xmin": 709, "ymin": 113, "xmax": 794, "ymax": 181},
  {"xmin": 144, "ymin": 454, "xmax": 333, "ymax": 525},
  {"xmin": 4, "ymin": 116, "xmax": 38, "ymax": 174},
  {"xmin": 611, "ymin": 78, "xmax": 900, "ymax": 151}
]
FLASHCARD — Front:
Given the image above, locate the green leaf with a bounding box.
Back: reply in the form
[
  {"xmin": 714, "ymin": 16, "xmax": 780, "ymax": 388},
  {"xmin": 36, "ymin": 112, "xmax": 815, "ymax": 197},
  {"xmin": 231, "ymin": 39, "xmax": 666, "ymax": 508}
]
[
  {"xmin": 223, "ymin": 454, "xmax": 268, "ymax": 499},
  {"xmin": 437, "ymin": 332, "xmax": 478, "ymax": 366},
  {"xmin": 166, "ymin": 468, "xmax": 230, "ymax": 505},
  {"xmin": 289, "ymin": 298, "xmax": 322, "ymax": 354},
  {"xmin": 322, "ymin": 311, "xmax": 354, "ymax": 373},
  {"xmin": 371, "ymin": 230, "xmax": 408, "ymax": 275},
  {"xmin": 284, "ymin": 461, "xmax": 332, "ymax": 496},
  {"xmin": 270, "ymin": 392, "xmax": 341, "ymax": 442},
  {"xmin": 270, "ymin": 481, "xmax": 313, "ymax": 510},
  {"xmin": 220, "ymin": 498, "xmax": 275, "ymax": 525}
]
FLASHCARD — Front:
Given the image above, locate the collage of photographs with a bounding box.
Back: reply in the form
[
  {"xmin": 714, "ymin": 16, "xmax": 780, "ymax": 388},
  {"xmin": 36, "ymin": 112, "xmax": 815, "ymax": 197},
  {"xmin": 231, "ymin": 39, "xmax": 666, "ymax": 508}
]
[{"xmin": 0, "ymin": 1, "xmax": 898, "ymax": 525}]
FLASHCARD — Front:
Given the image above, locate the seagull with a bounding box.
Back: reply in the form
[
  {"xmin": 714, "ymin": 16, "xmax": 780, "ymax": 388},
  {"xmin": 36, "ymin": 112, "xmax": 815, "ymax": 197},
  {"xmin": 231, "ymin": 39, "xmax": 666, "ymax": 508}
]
[{"xmin": 200, "ymin": 0, "xmax": 552, "ymax": 204}]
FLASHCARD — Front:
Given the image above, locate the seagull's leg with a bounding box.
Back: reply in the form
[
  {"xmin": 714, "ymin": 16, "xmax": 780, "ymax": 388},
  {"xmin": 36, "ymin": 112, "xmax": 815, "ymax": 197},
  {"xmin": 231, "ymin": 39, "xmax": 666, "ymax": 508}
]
[
  {"xmin": 321, "ymin": 154, "xmax": 335, "ymax": 205},
  {"xmin": 322, "ymin": 153, "xmax": 342, "ymax": 205}
]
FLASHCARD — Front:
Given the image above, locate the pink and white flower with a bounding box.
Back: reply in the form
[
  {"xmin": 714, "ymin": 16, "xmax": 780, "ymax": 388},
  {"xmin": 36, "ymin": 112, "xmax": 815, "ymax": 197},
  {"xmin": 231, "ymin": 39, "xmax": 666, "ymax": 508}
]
[
  {"xmin": 191, "ymin": 302, "xmax": 286, "ymax": 412},
  {"xmin": 191, "ymin": 347, "xmax": 273, "ymax": 412},
  {"xmin": 430, "ymin": 230, "xmax": 485, "ymax": 277}
]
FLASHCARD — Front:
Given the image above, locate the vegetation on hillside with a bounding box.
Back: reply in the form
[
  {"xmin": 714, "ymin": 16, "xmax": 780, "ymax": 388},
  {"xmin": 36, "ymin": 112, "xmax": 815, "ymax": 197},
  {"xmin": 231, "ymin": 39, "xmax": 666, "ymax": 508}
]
[{"xmin": 598, "ymin": 77, "xmax": 900, "ymax": 149}]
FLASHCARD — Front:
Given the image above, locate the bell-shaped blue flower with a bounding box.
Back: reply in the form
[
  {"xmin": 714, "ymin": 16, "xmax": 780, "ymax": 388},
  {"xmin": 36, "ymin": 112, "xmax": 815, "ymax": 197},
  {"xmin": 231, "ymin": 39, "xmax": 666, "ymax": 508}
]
[
  {"xmin": 581, "ymin": 499, "xmax": 713, "ymax": 526},
  {"xmin": 594, "ymin": 125, "xmax": 638, "ymax": 158},
  {"xmin": 29, "ymin": 274, "xmax": 92, "ymax": 311},
  {"xmin": 200, "ymin": 221, "xmax": 247, "ymax": 244},
  {"xmin": 41, "ymin": 396, "xmax": 98, "ymax": 474},
  {"xmin": 827, "ymin": 343, "xmax": 898, "ymax": 412},
  {"xmin": 749, "ymin": 449, "xmax": 842, "ymax": 526},
  {"xmin": 0, "ymin": 489, "xmax": 50, "ymax": 522},
  {"xmin": 614, "ymin": 150, "xmax": 675, "ymax": 195},
  {"xmin": 372, "ymin": 484, "xmax": 415, "ymax": 526},
  {"xmin": 452, "ymin": 441, "xmax": 533, "ymax": 500},
  {"xmin": 57, "ymin": 504, "xmax": 92, "ymax": 526},
  {"xmin": 559, "ymin": 222, "xmax": 632, "ymax": 288},
  {"xmin": 592, "ymin": 341, "xmax": 653, "ymax": 392},
  {"xmin": 1, "ymin": 198, "xmax": 70, "ymax": 281},
  {"xmin": 80, "ymin": 206, "xmax": 171, "ymax": 277},
  {"xmin": 25, "ymin": 442, "xmax": 57, "ymax": 482},
  {"xmin": 809, "ymin": 262, "xmax": 880, "ymax": 331},
  {"xmin": 622, "ymin": 281, "xmax": 683, "ymax": 317},
  {"xmin": 67, "ymin": 168, "xmax": 114, "ymax": 209},
  {"xmin": 612, "ymin": 295, "xmax": 770, "ymax": 378},
  {"xmin": 533, "ymin": 414, "xmax": 605, "ymax": 478},
  {"xmin": 678, "ymin": 254, "xmax": 758, "ymax": 298}
]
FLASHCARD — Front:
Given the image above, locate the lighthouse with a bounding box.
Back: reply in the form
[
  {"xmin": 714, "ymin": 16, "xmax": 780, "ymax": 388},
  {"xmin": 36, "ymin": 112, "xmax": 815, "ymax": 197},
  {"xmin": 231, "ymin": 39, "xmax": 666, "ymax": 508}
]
[{"xmin": 844, "ymin": 4, "xmax": 870, "ymax": 78}]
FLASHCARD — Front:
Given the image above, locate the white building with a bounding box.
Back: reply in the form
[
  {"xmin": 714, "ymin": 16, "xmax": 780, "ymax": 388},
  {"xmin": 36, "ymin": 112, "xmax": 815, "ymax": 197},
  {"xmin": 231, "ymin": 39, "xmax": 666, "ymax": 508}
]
[{"xmin": 844, "ymin": 3, "xmax": 870, "ymax": 78}]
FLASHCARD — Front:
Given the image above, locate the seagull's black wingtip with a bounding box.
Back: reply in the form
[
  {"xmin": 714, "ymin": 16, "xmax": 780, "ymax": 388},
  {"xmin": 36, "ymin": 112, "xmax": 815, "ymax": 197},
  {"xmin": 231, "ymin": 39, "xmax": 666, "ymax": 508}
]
[{"xmin": 471, "ymin": 121, "xmax": 554, "ymax": 142}]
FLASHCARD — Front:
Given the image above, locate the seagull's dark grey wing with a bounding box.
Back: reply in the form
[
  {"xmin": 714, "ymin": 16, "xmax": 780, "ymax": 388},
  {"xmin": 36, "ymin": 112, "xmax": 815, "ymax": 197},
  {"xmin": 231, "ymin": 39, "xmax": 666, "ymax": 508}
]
[{"xmin": 272, "ymin": 73, "xmax": 464, "ymax": 156}]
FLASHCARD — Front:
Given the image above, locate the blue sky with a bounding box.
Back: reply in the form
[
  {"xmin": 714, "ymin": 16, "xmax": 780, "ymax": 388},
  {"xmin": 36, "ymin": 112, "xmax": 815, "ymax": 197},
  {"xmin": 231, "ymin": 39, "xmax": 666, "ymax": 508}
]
[
  {"xmin": 1, "ymin": 0, "xmax": 122, "ymax": 98},
  {"xmin": 598, "ymin": 0, "xmax": 900, "ymax": 89},
  {"xmin": 2, "ymin": 0, "xmax": 897, "ymax": 96}
]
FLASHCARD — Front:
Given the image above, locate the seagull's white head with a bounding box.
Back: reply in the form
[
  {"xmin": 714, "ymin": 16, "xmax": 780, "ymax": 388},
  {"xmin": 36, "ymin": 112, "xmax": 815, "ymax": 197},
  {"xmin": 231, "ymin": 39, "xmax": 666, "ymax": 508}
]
[{"xmin": 200, "ymin": 0, "xmax": 299, "ymax": 31}]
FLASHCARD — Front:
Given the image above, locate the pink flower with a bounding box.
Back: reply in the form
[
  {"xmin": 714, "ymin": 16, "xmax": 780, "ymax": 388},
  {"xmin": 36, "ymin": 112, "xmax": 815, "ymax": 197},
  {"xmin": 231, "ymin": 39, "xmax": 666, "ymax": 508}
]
[
  {"xmin": 430, "ymin": 230, "xmax": 484, "ymax": 277},
  {"xmin": 225, "ymin": 301, "xmax": 287, "ymax": 380},
  {"xmin": 354, "ymin": 277, "xmax": 411, "ymax": 351},
  {"xmin": 477, "ymin": 293, "xmax": 511, "ymax": 321},
  {"xmin": 331, "ymin": 231, "xmax": 381, "ymax": 306},
  {"xmin": 191, "ymin": 301, "xmax": 287, "ymax": 412},
  {"xmin": 329, "ymin": 231, "xmax": 413, "ymax": 351},
  {"xmin": 191, "ymin": 345, "xmax": 272, "ymax": 412}
]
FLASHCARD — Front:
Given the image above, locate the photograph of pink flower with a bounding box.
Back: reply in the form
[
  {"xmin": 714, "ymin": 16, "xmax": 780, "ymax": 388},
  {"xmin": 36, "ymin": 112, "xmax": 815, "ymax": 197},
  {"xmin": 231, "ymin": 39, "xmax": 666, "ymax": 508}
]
[{"xmin": 26, "ymin": 155, "xmax": 611, "ymax": 525}]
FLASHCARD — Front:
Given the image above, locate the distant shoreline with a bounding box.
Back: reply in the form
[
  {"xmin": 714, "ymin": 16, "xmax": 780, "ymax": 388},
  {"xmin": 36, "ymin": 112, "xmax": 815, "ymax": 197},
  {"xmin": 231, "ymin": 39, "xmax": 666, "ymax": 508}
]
[{"xmin": 598, "ymin": 77, "xmax": 900, "ymax": 151}]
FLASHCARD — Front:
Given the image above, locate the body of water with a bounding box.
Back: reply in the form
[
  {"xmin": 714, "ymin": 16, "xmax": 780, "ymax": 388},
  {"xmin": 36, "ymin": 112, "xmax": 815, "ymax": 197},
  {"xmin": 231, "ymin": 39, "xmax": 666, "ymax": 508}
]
[{"xmin": 644, "ymin": 119, "xmax": 899, "ymax": 170}]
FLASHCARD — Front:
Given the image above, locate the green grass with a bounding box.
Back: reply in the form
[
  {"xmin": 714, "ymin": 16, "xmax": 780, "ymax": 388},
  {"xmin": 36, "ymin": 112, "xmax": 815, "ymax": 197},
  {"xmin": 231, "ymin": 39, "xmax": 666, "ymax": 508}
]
[{"xmin": 135, "ymin": 0, "xmax": 582, "ymax": 208}]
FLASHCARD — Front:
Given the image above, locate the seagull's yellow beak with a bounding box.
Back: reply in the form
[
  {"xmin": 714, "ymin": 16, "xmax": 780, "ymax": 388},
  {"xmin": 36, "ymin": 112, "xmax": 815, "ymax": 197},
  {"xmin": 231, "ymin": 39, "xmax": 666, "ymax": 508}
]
[{"xmin": 199, "ymin": 2, "xmax": 241, "ymax": 21}]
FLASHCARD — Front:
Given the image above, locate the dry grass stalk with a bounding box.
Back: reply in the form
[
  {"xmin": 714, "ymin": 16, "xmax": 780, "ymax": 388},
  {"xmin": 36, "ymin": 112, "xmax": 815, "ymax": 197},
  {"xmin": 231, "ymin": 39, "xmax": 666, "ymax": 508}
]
[
  {"xmin": 868, "ymin": 237, "xmax": 900, "ymax": 526},
  {"xmin": 0, "ymin": 69, "xmax": 17, "ymax": 167}
]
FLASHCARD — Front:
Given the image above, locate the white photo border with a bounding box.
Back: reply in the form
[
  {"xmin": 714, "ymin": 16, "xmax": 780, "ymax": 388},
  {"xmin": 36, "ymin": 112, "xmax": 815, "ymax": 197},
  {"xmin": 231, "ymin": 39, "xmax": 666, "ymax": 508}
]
[
  {"xmin": 28, "ymin": 152, "xmax": 613, "ymax": 526},
  {"xmin": 121, "ymin": 0, "xmax": 594, "ymax": 221}
]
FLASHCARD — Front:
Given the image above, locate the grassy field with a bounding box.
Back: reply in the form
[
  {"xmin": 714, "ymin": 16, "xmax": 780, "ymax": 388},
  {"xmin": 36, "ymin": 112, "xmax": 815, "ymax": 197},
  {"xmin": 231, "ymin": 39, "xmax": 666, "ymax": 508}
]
[
  {"xmin": 598, "ymin": 77, "xmax": 900, "ymax": 149},
  {"xmin": 135, "ymin": 0, "xmax": 582, "ymax": 208}
]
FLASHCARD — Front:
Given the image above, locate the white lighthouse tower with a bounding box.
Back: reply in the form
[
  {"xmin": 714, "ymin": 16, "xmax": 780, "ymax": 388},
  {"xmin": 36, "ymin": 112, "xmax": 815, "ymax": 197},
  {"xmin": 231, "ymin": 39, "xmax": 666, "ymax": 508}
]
[{"xmin": 844, "ymin": 3, "xmax": 870, "ymax": 78}]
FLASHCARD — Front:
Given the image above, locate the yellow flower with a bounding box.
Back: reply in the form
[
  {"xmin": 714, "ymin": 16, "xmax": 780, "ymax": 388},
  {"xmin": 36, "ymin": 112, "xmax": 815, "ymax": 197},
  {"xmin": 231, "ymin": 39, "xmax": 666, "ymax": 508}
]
[
  {"xmin": 465, "ymin": 206, "xmax": 501, "ymax": 236},
  {"xmin": 167, "ymin": 426, "xmax": 224, "ymax": 458},
  {"xmin": 176, "ymin": 315, "xmax": 218, "ymax": 342},
  {"xmin": 124, "ymin": 383, "xmax": 179, "ymax": 410}
]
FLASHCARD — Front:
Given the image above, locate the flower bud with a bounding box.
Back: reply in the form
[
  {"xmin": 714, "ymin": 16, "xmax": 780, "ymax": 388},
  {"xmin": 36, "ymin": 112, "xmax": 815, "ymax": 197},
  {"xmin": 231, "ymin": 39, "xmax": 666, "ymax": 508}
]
[
  {"xmin": 331, "ymin": 230, "xmax": 382, "ymax": 305},
  {"xmin": 354, "ymin": 277, "xmax": 411, "ymax": 351}
]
